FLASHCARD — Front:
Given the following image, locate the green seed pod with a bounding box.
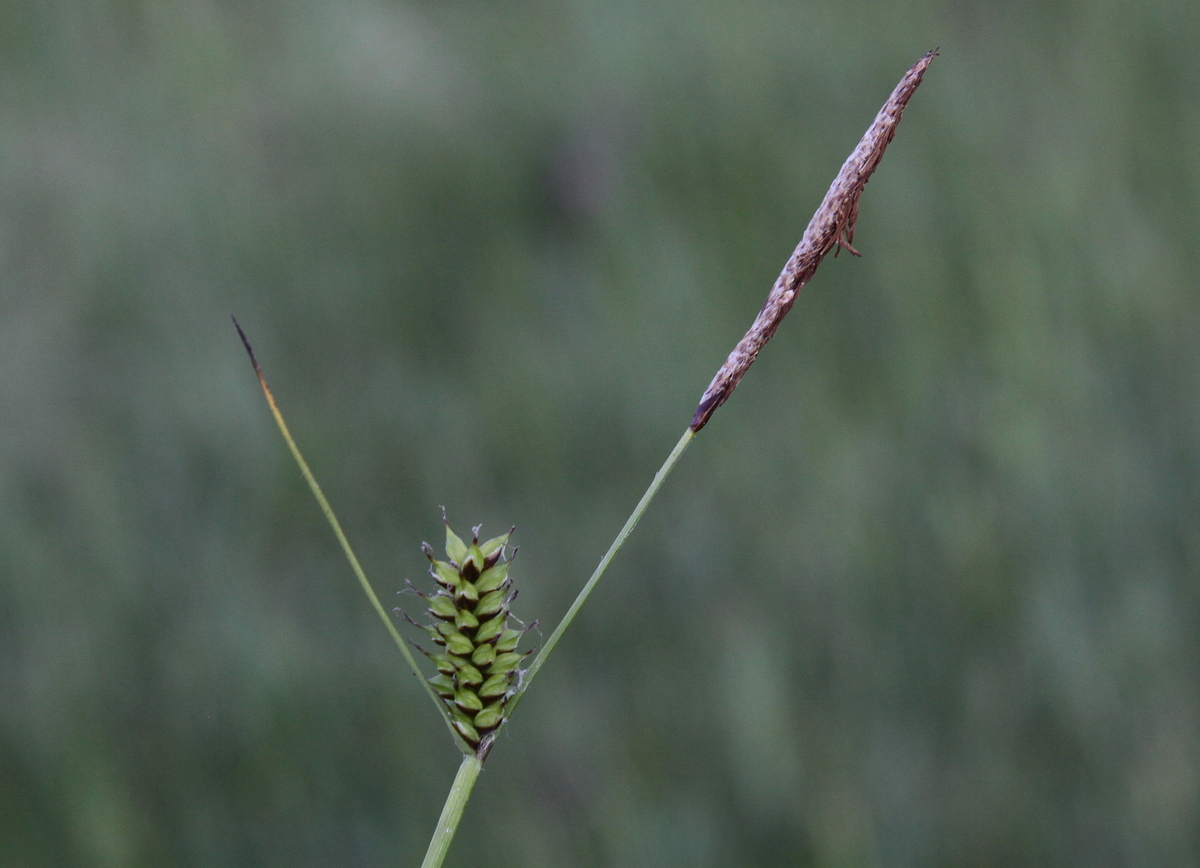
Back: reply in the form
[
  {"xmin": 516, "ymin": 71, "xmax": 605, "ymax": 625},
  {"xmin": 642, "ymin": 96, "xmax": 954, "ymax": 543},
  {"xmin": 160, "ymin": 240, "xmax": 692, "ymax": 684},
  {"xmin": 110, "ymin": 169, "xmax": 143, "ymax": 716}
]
[
  {"xmin": 475, "ymin": 589, "xmax": 507, "ymax": 618},
  {"xmin": 444, "ymin": 632, "xmax": 474, "ymax": 656},
  {"xmin": 478, "ymin": 674, "xmax": 510, "ymax": 699},
  {"xmin": 447, "ymin": 706, "xmax": 480, "ymax": 744},
  {"xmin": 474, "ymin": 704, "xmax": 504, "ymax": 731},
  {"xmin": 476, "ymin": 614, "xmax": 507, "ymax": 645},
  {"xmin": 428, "ymin": 673, "xmax": 456, "ymax": 697},
  {"xmin": 490, "ymin": 652, "xmax": 524, "ymax": 675},
  {"xmin": 456, "ymin": 581, "xmax": 479, "ymax": 605},
  {"xmin": 454, "ymin": 688, "xmax": 483, "ymax": 714},
  {"xmin": 428, "ymin": 595, "xmax": 458, "ymax": 620},
  {"xmin": 412, "ymin": 520, "xmax": 534, "ymax": 756},
  {"xmin": 478, "ymin": 532, "xmax": 509, "ymax": 562},
  {"xmin": 456, "ymin": 663, "xmax": 484, "ymax": 686},
  {"xmin": 475, "ymin": 562, "xmax": 510, "ymax": 595},
  {"xmin": 444, "ymin": 527, "xmax": 469, "ymax": 568},
  {"xmin": 431, "ymin": 561, "xmax": 460, "ymax": 591},
  {"xmin": 470, "ymin": 643, "xmax": 496, "ymax": 667},
  {"xmin": 496, "ymin": 629, "xmax": 523, "ymax": 653}
]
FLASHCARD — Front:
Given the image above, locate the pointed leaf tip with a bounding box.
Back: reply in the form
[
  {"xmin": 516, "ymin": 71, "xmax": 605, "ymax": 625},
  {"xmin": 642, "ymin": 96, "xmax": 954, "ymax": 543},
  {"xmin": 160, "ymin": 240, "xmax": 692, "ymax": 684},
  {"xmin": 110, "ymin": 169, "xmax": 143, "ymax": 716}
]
[{"xmin": 231, "ymin": 315, "xmax": 262, "ymax": 374}]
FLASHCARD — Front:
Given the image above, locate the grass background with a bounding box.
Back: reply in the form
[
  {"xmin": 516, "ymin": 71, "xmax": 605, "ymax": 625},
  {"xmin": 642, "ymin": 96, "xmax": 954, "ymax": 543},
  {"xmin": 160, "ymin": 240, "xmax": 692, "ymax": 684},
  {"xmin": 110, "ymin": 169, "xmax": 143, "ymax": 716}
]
[{"xmin": 3, "ymin": 1, "xmax": 1199, "ymax": 865}]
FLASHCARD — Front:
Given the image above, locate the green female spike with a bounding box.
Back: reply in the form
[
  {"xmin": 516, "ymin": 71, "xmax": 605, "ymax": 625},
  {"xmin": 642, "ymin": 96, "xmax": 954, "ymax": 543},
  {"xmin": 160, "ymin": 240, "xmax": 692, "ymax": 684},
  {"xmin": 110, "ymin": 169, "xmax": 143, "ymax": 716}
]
[{"xmin": 414, "ymin": 520, "xmax": 535, "ymax": 759}]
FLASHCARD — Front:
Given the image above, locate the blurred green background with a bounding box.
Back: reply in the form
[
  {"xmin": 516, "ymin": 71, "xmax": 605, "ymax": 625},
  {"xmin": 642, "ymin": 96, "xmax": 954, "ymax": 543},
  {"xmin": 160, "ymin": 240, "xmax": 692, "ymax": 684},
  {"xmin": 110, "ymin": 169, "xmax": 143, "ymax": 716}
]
[{"xmin": 2, "ymin": 1, "xmax": 1199, "ymax": 865}]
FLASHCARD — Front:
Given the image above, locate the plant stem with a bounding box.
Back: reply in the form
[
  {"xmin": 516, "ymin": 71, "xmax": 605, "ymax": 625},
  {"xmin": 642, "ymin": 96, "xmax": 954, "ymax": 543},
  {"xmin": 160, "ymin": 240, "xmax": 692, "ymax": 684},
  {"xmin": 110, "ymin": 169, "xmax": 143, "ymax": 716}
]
[
  {"xmin": 510, "ymin": 426, "xmax": 695, "ymax": 711},
  {"xmin": 418, "ymin": 428, "xmax": 695, "ymax": 864},
  {"xmin": 233, "ymin": 318, "xmax": 465, "ymax": 747},
  {"xmin": 421, "ymin": 753, "xmax": 483, "ymax": 868}
]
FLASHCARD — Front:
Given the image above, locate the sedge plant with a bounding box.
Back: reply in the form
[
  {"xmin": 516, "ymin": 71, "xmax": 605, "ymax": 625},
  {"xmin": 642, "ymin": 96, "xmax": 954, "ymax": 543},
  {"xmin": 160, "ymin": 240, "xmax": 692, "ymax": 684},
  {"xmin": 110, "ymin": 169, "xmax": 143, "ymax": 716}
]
[{"xmin": 235, "ymin": 51, "xmax": 935, "ymax": 868}]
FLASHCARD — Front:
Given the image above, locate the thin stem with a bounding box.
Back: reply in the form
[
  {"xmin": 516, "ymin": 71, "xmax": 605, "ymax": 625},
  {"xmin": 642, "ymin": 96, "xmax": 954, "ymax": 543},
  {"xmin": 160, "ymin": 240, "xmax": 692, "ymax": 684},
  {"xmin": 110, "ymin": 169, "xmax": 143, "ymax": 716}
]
[
  {"xmin": 510, "ymin": 427, "xmax": 695, "ymax": 712},
  {"xmin": 417, "ymin": 428, "xmax": 695, "ymax": 864},
  {"xmin": 421, "ymin": 754, "xmax": 483, "ymax": 868},
  {"xmin": 233, "ymin": 318, "xmax": 465, "ymax": 748}
]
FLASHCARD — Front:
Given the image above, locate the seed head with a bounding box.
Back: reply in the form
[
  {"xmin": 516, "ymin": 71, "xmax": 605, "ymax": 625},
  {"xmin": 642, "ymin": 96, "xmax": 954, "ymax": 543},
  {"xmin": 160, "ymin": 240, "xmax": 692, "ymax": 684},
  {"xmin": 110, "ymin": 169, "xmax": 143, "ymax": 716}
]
[{"xmin": 409, "ymin": 519, "xmax": 534, "ymax": 758}]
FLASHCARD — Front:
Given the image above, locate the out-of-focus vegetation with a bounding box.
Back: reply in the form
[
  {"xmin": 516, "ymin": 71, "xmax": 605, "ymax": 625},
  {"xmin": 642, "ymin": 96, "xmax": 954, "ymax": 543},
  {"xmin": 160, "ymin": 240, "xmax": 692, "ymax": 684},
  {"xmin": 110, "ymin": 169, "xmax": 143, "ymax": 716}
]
[{"xmin": 2, "ymin": 1, "xmax": 1198, "ymax": 866}]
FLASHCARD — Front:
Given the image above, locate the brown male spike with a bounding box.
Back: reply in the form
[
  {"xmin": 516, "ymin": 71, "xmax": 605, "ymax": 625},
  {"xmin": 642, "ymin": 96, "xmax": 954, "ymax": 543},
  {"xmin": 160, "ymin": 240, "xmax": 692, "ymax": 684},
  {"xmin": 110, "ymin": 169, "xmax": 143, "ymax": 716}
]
[{"xmin": 691, "ymin": 50, "xmax": 937, "ymax": 432}]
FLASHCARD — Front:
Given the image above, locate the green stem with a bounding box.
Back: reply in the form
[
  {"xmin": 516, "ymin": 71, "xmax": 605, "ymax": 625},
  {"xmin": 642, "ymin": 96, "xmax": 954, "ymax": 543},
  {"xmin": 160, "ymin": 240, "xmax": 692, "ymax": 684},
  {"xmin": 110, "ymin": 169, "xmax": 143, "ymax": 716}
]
[
  {"xmin": 510, "ymin": 427, "xmax": 695, "ymax": 711},
  {"xmin": 418, "ymin": 427, "xmax": 695, "ymax": 865},
  {"xmin": 421, "ymin": 754, "xmax": 483, "ymax": 868},
  {"xmin": 234, "ymin": 319, "xmax": 465, "ymax": 747}
]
